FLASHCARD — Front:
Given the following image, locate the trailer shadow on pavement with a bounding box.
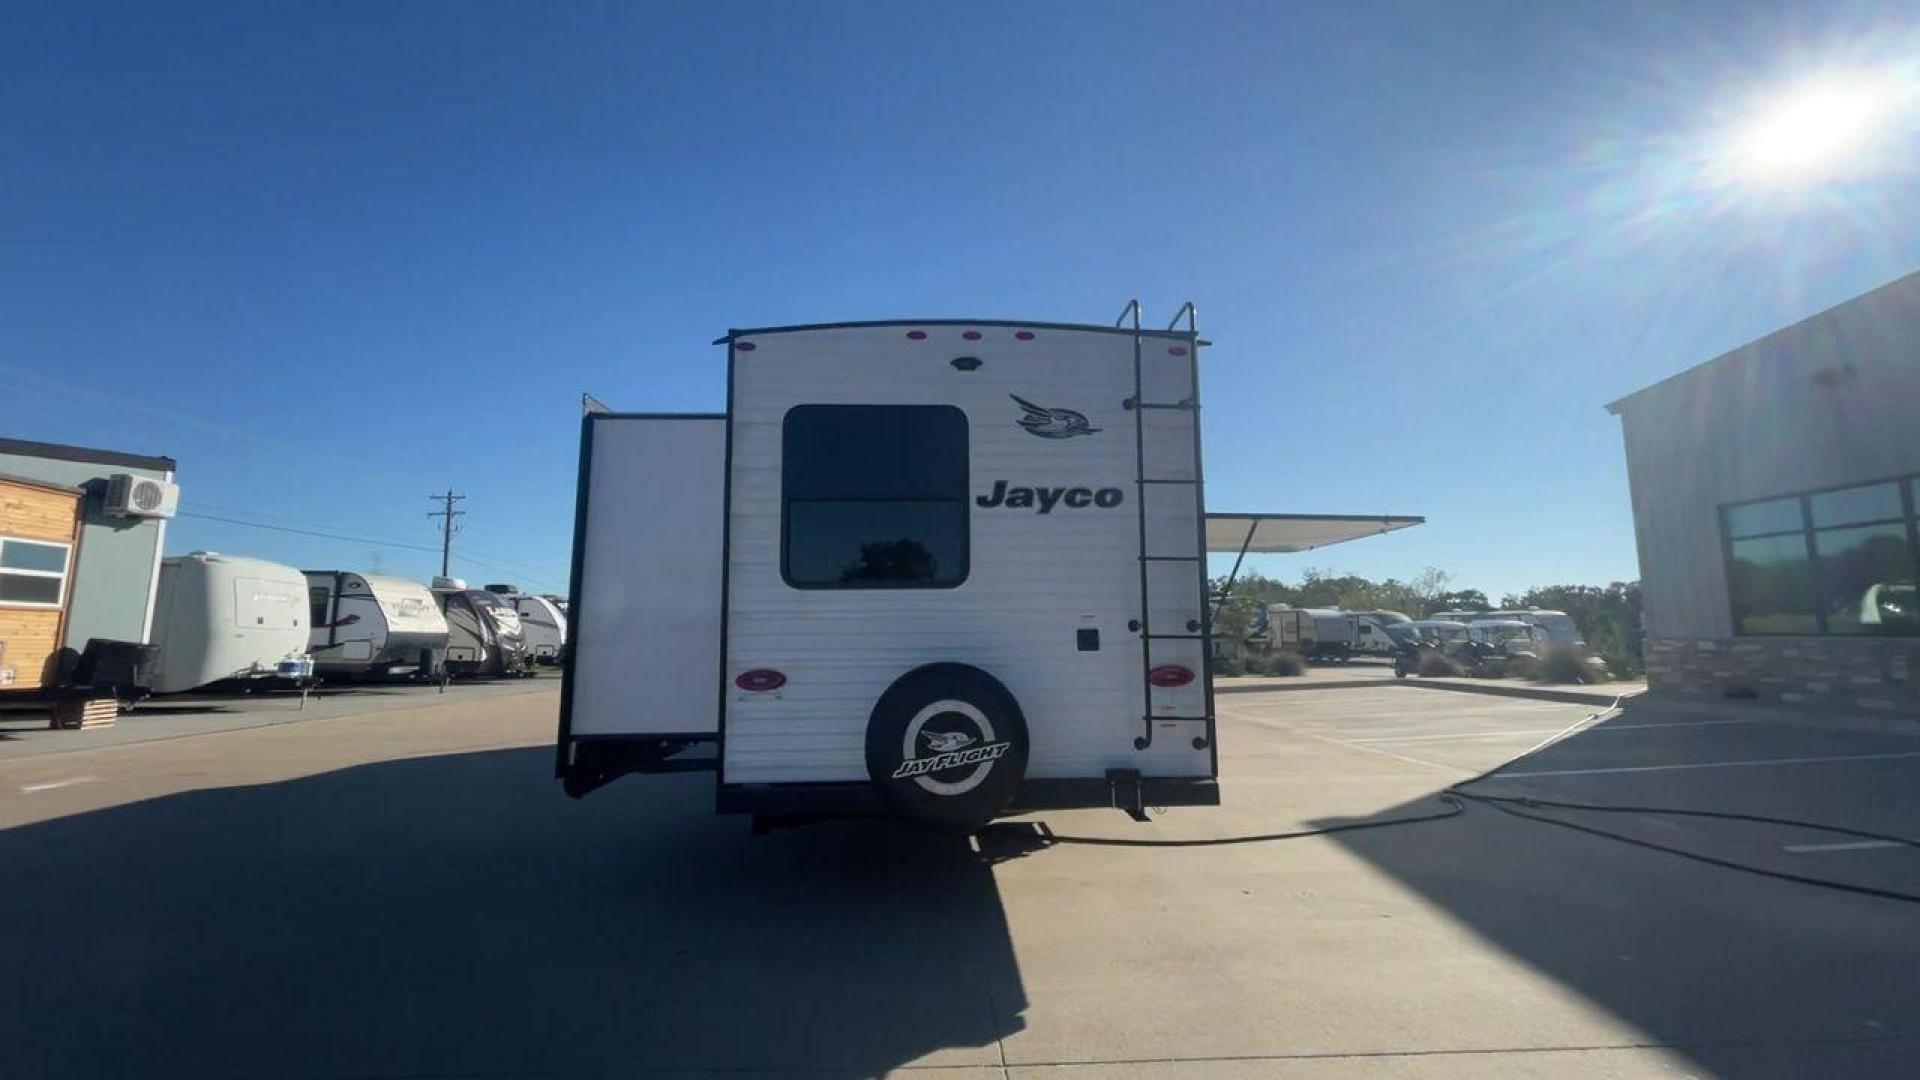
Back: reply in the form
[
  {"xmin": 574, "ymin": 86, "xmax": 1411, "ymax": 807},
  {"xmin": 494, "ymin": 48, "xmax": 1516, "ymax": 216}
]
[
  {"xmin": 0, "ymin": 746, "xmax": 1026, "ymax": 1079},
  {"xmin": 1317, "ymin": 702, "xmax": 1920, "ymax": 1079}
]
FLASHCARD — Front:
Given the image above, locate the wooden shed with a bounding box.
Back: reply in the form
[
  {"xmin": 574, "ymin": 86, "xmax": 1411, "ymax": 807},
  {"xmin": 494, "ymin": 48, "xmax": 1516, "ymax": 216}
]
[{"xmin": 0, "ymin": 473, "xmax": 83, "ymax": 691}]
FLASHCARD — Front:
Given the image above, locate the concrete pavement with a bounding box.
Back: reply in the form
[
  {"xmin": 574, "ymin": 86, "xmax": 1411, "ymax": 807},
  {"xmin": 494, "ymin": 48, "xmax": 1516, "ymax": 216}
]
[{"xmin": 1, "ymin": 681, "xmax": 1916, "ymax": 1078}]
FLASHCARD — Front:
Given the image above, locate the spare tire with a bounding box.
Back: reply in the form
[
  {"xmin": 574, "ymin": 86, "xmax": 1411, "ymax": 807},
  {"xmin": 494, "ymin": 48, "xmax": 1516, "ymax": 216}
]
[{"xmin": 865, "ymin": 663, "xmax": 1029, "ymax": 830}]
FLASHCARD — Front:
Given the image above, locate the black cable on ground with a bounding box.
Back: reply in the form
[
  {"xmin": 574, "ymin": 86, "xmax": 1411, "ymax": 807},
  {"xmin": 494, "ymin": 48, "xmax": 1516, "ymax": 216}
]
[
  {"xmin": 1039, "ymin": 698, "xmax": 1615, "ymax": 849},
  {"xmin": 1037, "ymin": 698, "xmax": 1920, "ymax": 907},
  {"xmin": 1451, "ymin": 792, "xmax": 1920, "ymax": 849},
  {"xmin": 1042, "ymin": 796, "xmax": 1465, "ymax": 848},
  {"xmin": 1466, "ymin": 794, "xmax": 1920, "ymax": 906}
]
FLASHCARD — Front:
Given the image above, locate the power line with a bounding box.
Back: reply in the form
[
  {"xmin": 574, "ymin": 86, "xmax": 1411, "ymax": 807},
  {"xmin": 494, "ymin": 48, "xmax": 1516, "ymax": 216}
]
[
  {"xmin": 174, "ymin": 509, "xmax": 567, "ymax": 591},
  {"xmin": 176, "ymin": 511, "xmax": 444, "ymax": 553},
  {"xmin": 182, "ymin": 500, "xmax": 567, "ymax": 582}
]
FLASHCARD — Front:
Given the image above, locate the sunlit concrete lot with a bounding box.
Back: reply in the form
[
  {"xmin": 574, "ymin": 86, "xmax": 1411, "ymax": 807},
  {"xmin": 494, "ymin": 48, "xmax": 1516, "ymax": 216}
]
[{"xmin": 2, "ymin": 678, "xmax": 1915, "ymax": 1078}]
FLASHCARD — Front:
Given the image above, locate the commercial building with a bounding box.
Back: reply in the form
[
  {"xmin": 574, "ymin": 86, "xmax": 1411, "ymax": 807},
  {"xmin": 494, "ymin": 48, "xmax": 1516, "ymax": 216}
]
[
  {"xmin": 0, "ymin": 438, "xmax": 177, "ymax": 693},
  {"xmin": 1608, "ymin": 271, "xmax": 1920, "ymax": 714}
]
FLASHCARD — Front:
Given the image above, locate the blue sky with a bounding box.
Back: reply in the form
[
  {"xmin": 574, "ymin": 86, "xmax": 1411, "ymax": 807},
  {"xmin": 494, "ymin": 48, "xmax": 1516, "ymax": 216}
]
[{"xmin": 5, "ymin": 1, "xmax": 1917, "ymax": 599}]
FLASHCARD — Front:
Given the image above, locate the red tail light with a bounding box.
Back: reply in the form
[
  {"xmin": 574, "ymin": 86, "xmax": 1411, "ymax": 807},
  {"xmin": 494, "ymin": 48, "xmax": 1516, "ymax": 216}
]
[
  {"xmin": 1147, "ymin": 664, "xmax": 1195, "ymax": 688},
  {"xmin": 735, "ymin": 668, "xmax": 787, "ymax": 692}
]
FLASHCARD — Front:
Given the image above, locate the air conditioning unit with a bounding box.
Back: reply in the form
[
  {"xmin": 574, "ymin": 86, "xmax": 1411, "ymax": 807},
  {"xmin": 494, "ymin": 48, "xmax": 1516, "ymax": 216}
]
[{"xmin": 104, "ymin": 474, "xmax": 180, "ymax": 519}]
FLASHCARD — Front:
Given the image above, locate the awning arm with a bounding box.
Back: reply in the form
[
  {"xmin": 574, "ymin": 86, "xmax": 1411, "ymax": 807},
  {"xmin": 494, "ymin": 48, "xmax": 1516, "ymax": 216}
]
[{"xmin": 1210, "ymin": 517, "xmax": 1259, "ymax": 619}]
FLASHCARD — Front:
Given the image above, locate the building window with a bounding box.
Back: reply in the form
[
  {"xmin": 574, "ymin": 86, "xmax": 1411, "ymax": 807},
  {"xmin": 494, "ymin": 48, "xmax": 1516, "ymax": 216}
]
[
  {"xmin": 0, "ymin": 537, "xmax": 72, "ymax": 608},
  {"xmin": 782, "ymin": 404, "xmax": 969, "ymax": 589},
  {"xmin": 1723, "ymin": 478, "xmax": 1920, "ymax": 636}
]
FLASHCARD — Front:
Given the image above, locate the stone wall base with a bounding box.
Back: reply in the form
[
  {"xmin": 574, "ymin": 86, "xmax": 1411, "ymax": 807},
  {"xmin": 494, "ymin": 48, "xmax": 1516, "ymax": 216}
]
[{"xmin": 1644, "ymin": 636, "xmax": 1920, "ymax": 717}]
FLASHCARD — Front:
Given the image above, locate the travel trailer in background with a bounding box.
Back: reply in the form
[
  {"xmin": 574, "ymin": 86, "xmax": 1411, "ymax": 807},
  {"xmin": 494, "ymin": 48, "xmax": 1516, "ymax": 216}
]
[
  {"xmin": 1484, "ymin": 609, "xmax": 1583, "ymax": 646},
  {"xmin": 1349, "ymin": 611, "xmax": 1411, "ymax": 657},
  {"xmin": 558, "ymin": 307, "xmax": 1419, "ymax": 829},
  {"xmin": 304, "ymin": 571, "xmax": 449, "ymax": 680},
  {"xmin": 1406, "ymin": 619, "xmax": 1473, "ymax": 645},
  {"xmin": 484, "ymin": 583, "xmax": 568, "ymax": 663},
  {"xmin": 0, "ymin": 438, "xmax": 178, "ymax": 713},
  {"xmin": 1468, "ymin": 618, "xmax": 1549, "ymax": 657},
  {"xmin": 149, "ymin": 553, "xmax": 312, "ymax": 693},
  {"xmin": 433, "ymin": 578, "xmax": 529, "ymax": 677},
  {"xmin": 1268, "ymin": 606, "xmax": 1357, "ymax": 661}
]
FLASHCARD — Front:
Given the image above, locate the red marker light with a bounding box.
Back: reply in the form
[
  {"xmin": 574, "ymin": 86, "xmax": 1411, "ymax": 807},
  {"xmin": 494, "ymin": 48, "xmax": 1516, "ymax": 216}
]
[
  {"xmin": 1014, "ymin": 330, "xmax": 1035, "ymax": 341},
  {"xmin": 906, "ymin": 330, "xmax": 927, "ymax": 340},
  {"xmin": 736, "ymin": 341, "xmax": 757, "ymax": 351},
  {"xmin": 1147, "ymin": 664, "xmax": 1195, "ymax": 688},
  {"xmin": 735, "ymin": 668, "xmax": 787, "ymax": 692},
  {"xmin": 1169, "ymin": 345, "xmax": 1188, "ymax": 356},
  {"xmin": 962, "ymin": 330, "xmax": 982, "ymax": 340}
]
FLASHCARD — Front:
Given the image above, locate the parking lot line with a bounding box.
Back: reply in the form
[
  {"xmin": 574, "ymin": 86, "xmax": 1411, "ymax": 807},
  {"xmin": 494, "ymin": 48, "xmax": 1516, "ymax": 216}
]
[
  {"xmin": 1347, "ymin": 728, "xmax": 1574, "ymax": 744},
  {"xmin": 1782, "ymin": 840, "xmax": 1907, "ymax": 854},
  {"xmin": 1501, "ymin": 749, "xmax": 1920, "ymax": 779},
  {"xmin": 1350, "ymin": 717, "xmax": 1759, "ymax": 745},
  {"xmin": 19, "ymin": 776, "xmax": 100, "ymax": 794},
  {"xmin": 1220, "ymin": 706, "xmax": 1463, "ymax": 773}
]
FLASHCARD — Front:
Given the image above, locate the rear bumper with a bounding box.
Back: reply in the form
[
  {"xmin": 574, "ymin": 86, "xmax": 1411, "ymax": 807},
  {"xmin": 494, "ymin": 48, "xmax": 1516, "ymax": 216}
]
[
  {"xmin": 1013, "ymin": 777, "xmax": 1220, "ymax": 812},
  {"xmin": 563, "ymin": 736, "xmax": 1220, "ymax": 819},
  {"xmin": 712, "ymin": 776, "xmax": 1220, "ymax": 818}
]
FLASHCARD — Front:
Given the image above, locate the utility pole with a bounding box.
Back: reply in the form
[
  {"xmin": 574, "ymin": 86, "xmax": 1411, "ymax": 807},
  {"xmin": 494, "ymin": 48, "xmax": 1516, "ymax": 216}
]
[{"xmin": 428, "ymin": 489, "xmax": 466, "ymax": 578}]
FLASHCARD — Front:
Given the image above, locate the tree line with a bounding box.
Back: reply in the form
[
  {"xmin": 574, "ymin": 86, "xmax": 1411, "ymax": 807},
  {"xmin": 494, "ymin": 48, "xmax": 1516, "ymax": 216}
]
[{"xmin": 1212, "ymin": 568, "xmax": 1645, "ymax": 677}]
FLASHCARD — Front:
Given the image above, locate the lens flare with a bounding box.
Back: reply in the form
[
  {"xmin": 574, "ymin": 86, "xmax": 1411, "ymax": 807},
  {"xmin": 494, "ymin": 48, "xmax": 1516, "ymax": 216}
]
[{"xmin": 1726, "ymin": 74, "xmax": 1907, "ymax": 181}]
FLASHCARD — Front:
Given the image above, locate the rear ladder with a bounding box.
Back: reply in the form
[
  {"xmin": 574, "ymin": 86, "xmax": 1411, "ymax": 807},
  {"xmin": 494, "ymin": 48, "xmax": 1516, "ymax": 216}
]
[{"xmin": 1117, "ymin": 300, "xmax": 1215, "ymax": 756}]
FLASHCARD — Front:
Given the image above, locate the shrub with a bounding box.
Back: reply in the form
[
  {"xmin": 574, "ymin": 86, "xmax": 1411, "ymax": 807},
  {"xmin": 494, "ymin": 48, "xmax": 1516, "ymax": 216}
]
[
  {"xmin": 1265, "ymin": 651, "xmax": 1306, "ymax": 677},
  {"xmin": 1535, "ymin": 645, "xmax": 1596, "ymax": 684},
  {"xmin": 1417, "ymin": 650, "xmax": 1464, "ymax": 677},
  {"xmin": 1210, "ymin": 655, "xmax": 1246, "ymax": 678}
]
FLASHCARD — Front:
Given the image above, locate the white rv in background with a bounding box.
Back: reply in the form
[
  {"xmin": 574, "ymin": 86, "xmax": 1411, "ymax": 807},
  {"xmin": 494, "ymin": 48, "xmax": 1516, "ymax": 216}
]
[
  {"xmin": 1268, "ymin": 606, "xmax": 1356, "ymax": 661},
  {"xmin": 148, "ymin": 553, "xmax": 313, "ymax": 694},
  {"xmin": 1485, "ymin": 609, "xmax": 1582, "ymax": 646},
  {"xmin": 484, "ymin": 583, "xmax": 568, "ymax": 663},
  {"xmin": 1407, "ymin": 619, "xmax": 1473, "ymax": 645},
  {"xmin": 304, "ymin": 571, "xmax": 449, "ymax": 679},
  {"xmin": 1468, "ymin": 618, "xmax": 1549, "ymax": 657},
  {"xmin": 560, "ymin": 308, "xmax": 1297, "ymax": 829},
  {"xmin": 1348, "ymin": 610, "xmax": 1411, "ymax": 657}
]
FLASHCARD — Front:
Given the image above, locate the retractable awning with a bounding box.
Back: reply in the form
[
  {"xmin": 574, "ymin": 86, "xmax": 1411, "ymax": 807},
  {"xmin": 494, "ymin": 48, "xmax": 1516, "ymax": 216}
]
[
  {"xmin": 1205, "ymin": 513, "xmax": 1424, "ymax": 555},
  {"xmin": 1204, "ymin": 513, "xmax": 1425, "ymax": 609}
]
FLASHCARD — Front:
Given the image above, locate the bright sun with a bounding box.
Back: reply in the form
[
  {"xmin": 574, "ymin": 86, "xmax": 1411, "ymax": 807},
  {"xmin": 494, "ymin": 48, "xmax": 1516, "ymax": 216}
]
[{"xmin": 1730, "ymin": 77, "xmax": 1895, "ymax": 178}]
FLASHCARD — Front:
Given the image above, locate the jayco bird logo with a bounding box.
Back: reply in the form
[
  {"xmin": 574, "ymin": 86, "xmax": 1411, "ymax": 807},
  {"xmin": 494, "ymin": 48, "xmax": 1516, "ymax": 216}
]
[{"xmin": 1012, "ymin": 394, "xmax": 1100, "ymax": 439}]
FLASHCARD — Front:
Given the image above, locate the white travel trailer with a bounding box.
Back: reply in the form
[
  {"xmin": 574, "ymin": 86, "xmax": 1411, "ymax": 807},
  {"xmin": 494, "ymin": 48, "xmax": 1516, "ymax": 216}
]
[
  {"xmin": 1268, "ymin": 606, "xmax": 1356, "ymax": 661},
  {"xmin": 484, "ymin": 583, "xmax": 568, "ymax": 663},
  {"xmin": 304, "ymin": 571, "xmax": 449, "ymax": 679},
  {"xmin": 561, "ymin": 308, "xmax": 1299, "ymax": 828},
  {"xmin": 1468, "ymin": 618, "xmax": 1549, "ymax": 656},
  {"xmin": 1406, "ymin": 619, "xmax": 1472, "ymax": 645},
  {"xmin": 148, "ymin": 553, "xmax": 312, "ymax": 694},
  {"xmin": 1485, "ymin": 608, "xmax": 1583, "ymax": 646},
  {"xmin": 1349, "ymin": 611, "xmax": 1411, "ymax": 657}
]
